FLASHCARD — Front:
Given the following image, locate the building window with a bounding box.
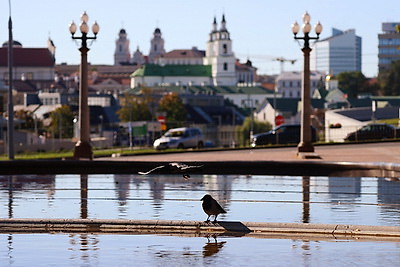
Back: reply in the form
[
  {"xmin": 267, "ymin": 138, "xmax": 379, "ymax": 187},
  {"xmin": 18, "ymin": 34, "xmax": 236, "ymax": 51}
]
[
  {"xmin": 223, "ymin": 44, "xmax": 228, "ymax": 54},
  {"xmin": 223, "ymin": 63, "xmax": 228, "ymax": 71}
]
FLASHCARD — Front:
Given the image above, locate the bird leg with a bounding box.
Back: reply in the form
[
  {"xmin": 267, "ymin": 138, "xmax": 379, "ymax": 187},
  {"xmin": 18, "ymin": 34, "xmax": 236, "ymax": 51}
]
[
  {"xmin": 205, "ymin": 215, "xmax": 211, "ymax": 223},
  {"xmin": 213, "ymin": 214, "xmax": 218, "ymax": 223}
]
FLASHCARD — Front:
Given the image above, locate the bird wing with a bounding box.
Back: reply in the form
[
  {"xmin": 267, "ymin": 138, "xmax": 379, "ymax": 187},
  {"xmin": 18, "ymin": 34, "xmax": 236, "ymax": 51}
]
[
  {"xmin": 138, "ymin": 165, "xmax": 165, "ymax": 175},
  {"xmin": 215, "ymin": 201, "xmax": 227, "ymax": 213}
]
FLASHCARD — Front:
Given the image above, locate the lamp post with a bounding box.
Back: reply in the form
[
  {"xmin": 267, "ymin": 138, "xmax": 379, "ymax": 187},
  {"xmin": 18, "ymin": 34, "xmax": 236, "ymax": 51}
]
[
  {"xmin": 69, "ymin": 12, "xmax": 99, "ymax": 159},
  {"xmin": 292, "ymin": 12, "xmax": 322, "ymax": 154},
  {"xmin": 7, "ymin": 1, "xmax": 14, "ymax": 160}
]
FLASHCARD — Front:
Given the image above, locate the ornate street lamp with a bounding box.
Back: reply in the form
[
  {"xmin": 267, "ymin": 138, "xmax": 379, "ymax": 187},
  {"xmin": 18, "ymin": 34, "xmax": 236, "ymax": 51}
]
[
  {"xmin": 292, "ymin": 12, "xmax": 322, "ymax": 155},
  {"xmin": 69, "ymin": 12, "xmax": 99, "ymax": 159}
]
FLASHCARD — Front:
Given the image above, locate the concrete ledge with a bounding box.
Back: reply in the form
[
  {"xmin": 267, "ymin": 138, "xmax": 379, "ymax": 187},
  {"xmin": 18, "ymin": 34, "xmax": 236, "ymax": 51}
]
[
  {"xmin": 0, "ymin": 160, "xmax": 399, "ymax": 179},
  {"xmin": 1, "ymin": 218, "xmax": 400, "ymax": 241}
]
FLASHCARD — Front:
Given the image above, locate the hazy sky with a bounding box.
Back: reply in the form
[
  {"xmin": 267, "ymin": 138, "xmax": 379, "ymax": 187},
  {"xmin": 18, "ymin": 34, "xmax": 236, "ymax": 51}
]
[{"xmin": 0, "ymin": 0, "xmax": 398, "ymax": 77}]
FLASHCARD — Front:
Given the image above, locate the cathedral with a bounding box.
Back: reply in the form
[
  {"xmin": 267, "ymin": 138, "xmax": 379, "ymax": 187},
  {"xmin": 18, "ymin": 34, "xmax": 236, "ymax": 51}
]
[{"xmin": 114, "ymin": 15, "xmax": 256, "ymax": 86}]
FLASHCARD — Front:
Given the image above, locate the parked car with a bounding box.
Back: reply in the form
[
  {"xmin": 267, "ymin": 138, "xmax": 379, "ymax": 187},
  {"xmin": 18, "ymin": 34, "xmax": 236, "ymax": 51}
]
[
  {"xmin": 251, "ymin": 124, "xmax": 317, "ymax": 147},
  {"xmin": 344, "ymin": 123, "xmax": 399, "ymax": 142},
  {"xmin": 153, "ymin": 127, "xmax": 204, "ymax": 150}
]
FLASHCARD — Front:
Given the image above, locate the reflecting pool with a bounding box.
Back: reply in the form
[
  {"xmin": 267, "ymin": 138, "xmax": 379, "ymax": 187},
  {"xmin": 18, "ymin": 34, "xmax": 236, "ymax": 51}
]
[
  {"xmin": 2, "ymin": 233, "xmax": 400, "ymax": 266},
  {"xmin": 1, "ymin": 174, "xmax": 400, "ymax": 226},
  {"xmin": 1, "ymin": 174, "xmax": 400, "ymax": 265}
]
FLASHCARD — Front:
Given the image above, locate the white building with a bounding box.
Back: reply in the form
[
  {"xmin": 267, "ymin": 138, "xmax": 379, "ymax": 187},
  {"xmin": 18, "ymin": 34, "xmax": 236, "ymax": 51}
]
[
  {"xmin": 129, "ymin": 14, "xmax": 253, "ymax": 87},
  {"xmin": 275, "ymin": 71, "xmax": 324, "ymax": 98},
  {"xmin": 311, "ymin": 28, "xmax": 362, "ymax": 75},
  {"xmin": 203, "ymin": 15, "xmax": 237, "ymax": 86}
]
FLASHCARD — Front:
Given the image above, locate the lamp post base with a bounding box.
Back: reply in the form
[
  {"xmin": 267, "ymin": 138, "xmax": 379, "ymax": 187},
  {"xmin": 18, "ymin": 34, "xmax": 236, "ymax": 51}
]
[
  {"xmin": 297, "ymin": 142, "xmax": 321, "ymax": 159},
  {"xmin": 73, "ymin": 141, "xmax": 93, "ymax": 160},
  {"xmin": 297, "ymin": 141, "xmax": 315, "ymax": 153}
]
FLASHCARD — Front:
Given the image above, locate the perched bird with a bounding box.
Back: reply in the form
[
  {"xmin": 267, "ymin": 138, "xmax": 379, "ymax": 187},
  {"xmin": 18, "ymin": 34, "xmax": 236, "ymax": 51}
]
[{"xmin": 201, "ymin": 194, "xmax": 227, "ymax": 223}]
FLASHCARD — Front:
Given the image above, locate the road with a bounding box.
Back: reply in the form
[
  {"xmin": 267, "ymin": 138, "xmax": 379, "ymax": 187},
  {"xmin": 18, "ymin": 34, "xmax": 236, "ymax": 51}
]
[{"xmin": 100, "ymin": 142, "xmax": 400, "ymax": 164}]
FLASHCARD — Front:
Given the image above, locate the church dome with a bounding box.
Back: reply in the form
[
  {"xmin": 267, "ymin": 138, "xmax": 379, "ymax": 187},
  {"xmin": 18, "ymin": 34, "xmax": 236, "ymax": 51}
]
[
  {"xmin": 154, "ymin": 28, "xmax": 161, "ymax": 34},
  {"xmin": 2, "ymin": 40, "xmax": 22, "ymax": 47}
]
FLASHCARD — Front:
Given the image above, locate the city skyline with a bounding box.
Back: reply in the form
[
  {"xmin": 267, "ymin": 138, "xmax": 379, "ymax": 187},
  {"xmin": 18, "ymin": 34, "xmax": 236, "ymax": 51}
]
[{"xmin": 0, "ymin": 0, "xmax": 398, "ymax": 78}]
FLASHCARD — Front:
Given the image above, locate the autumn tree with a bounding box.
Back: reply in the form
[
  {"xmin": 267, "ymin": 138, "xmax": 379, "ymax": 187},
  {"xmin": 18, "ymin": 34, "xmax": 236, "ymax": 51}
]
[
  {"xmin": 14, "ymin": 109, "xmax": 36, "ymax": 130},
  {"xmin": 117, "ymin": 93, "xmax": 152, "ymax": 122},
  {"xmin": 157, "ymin": 92, "xmax": 187, "ymax": 127}
]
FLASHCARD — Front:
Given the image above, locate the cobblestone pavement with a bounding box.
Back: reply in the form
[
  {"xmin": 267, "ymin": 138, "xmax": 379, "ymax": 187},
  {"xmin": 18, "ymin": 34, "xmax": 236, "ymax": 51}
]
[{"xmin": 99, "ymin": 142, "xmax": 400, "ymax": 164}]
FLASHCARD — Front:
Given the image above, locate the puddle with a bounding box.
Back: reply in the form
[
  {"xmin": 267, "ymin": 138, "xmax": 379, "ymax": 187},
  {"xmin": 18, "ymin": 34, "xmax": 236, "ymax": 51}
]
[
  {"xmin": 1, "ymin": 174, "xmax": 400, "ymax": 226},
  {"xmin": 1, "ymin": 233, "xmax": 400, "ymax": 266},
  {"xmin": 1, "ymin": 174, "xmax": 400, "ymax": 265}
]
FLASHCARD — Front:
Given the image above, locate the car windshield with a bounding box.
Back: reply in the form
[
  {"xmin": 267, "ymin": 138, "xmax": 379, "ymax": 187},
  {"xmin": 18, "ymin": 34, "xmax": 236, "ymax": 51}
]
[{"xmin": 165, "ymin": 130, "xmax": 184, "ymax": 137}]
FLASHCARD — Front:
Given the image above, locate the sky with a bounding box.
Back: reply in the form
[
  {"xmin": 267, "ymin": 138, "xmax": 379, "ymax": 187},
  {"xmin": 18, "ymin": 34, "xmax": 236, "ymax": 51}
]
[{"xmin": 0, "ymin": 0, "xmax": 398, "ymax": 78}]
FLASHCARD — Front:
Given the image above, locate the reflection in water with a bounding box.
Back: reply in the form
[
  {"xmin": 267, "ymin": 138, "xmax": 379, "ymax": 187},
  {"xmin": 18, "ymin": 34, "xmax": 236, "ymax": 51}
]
[
  {"xmin": 69, "ymin": 234, "xmax": 99, "ymax": 264},
  {"xmin": 328, "ymin": 177, "xmax": 361, "ymax": 200},
  {"xmin": 113, "ymin": 175, "xmax": 133, "ymax": 217},
  {"xmin": 3, "ymin": 174, "xmax": 400, "ymax": 226},
  {"xmin": 80, "ymin": 175, "xmax": 88, "ymax": 219},
  {"xmin": 377, "ymin": 178, "xmax": 400, "ymax": 223},
  {"xmin": 203, "ymin": 235, "xmax": 226, "ymax": 257},
  {"xmin": 302, "ymin": 176, "xmax": 310, "ymax": 223}
]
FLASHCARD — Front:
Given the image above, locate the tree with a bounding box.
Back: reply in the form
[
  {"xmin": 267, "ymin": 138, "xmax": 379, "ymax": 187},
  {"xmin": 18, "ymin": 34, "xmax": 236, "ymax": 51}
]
[
  {"xmin": 236, "ymin": 117, "xmax": 272, "ymax": 146},
  {"xmin": 378, "ymin": 60, "xmax": 400, "ymax": 96},
  {"xmin": 14, "ymin": 109, "xmax": 36, "ymax": 130},
  {"xmin": 48, "ymin": 105, "xmax": 74, "ymax": 138},
  {"xmin": 337, "ymin": 71, "xmax": 372, "ymax": 98},
  {"xmin": 158, "ymin": 92, "xmax": 187, "ymax": 127},
  {"xmin": 117, "ymin": 93, "xmax": 152, "ymax": 122}
]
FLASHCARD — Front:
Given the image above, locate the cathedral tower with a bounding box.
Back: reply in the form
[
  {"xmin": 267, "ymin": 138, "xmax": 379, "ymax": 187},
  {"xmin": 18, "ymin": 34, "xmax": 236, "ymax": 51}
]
[
  {"xmin": 114, "ymin": 29, "xmax": 131, "ymax": 65},
  {"xmin": 148, "ymin": 28, "xmax": 165, "ymax": 63},
  {"xmin": 205, "ymin": 14, "xmax": 236, "ymax": 86}
]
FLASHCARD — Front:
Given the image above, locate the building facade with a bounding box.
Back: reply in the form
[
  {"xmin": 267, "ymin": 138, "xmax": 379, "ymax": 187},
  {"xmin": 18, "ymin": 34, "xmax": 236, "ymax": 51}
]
[
  {"xmin": 378, "ymin": 22, "xmax": 400, "ymax": 73},
  {"xmin": 114, "ymin": 29, "xmax": 131, "ymax": 65},
  {"xmin": 311, "ymin": 28, "xmax": 362, "ymax": 75},
  {"xmin": 275, "ymin": 71, "xmax": 324, "ymax": 98},
  {"xmin": 125, "ymin": 15, "xmax": 253, "ymax": 87}
]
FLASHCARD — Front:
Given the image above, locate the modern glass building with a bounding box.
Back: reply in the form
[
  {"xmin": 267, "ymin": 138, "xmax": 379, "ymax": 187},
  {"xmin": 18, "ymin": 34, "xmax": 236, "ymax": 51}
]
[
  {"xmin": 310, "ymin": 28, "xmax": 362, "ymax": 75},
  {"xmin": 378, "ymin": 22, "xmax": 400, "ymax": 73}
]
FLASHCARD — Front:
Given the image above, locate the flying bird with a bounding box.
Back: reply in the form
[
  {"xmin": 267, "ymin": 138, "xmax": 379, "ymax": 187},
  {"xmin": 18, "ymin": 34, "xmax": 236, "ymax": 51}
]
[
  {"xmin": 201, "ymin": 194, "xmax": 227, "ymax": 223},
  {"xmin": 138, "ymin": 162, "xmax": 203, "ymax": 179}
]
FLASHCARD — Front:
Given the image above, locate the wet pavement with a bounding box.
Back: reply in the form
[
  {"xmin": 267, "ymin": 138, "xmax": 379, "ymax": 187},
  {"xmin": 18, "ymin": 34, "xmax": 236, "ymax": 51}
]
[{"xmin": 99, "ymin": 142, "xmax": 400, "ymax": 164}]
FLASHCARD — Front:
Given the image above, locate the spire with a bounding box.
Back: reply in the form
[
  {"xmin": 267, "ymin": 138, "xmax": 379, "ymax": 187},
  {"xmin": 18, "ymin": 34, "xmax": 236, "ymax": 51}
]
[
  {"xmin": 220, "ymin": 14, "xmax": 226, "ymax": 31},
  {"xmin": 212, "ymin": 16, "xmax": 217, "ymax": 32}
]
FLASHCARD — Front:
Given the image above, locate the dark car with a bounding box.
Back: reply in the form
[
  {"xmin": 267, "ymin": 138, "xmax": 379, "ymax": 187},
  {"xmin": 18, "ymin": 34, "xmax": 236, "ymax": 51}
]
[
  {"xmin": 251, "ymin": 124, "xmax": 317, "ymax": 147},
  {"xmin": 344, "ymin": 123, "xmax": 399, "ymax": 142}
]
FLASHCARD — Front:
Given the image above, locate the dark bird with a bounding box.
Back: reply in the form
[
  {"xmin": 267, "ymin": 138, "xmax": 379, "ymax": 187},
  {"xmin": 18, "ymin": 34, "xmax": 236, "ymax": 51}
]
[{"xmin": 201, "ymin": 194, "xmax": 227, "ymax": 223}]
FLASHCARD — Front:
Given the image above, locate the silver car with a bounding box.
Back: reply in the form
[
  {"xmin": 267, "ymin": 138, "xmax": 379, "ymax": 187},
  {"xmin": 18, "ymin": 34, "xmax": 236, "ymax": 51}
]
[{"xmin": 153, "ymin": 127, "xmax": 204, "ymax": 150}]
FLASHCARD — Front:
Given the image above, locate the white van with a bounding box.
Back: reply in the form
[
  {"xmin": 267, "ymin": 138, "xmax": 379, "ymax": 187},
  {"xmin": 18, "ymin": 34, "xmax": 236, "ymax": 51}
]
[{"xmin": 153, "ymin": 127, "xmax": 204, "ymax": 150}]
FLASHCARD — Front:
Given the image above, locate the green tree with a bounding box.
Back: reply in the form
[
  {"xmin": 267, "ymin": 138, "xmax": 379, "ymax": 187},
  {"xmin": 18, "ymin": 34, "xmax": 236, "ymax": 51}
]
[
  {"xmin": 337, "ymin": 71, "xmax": 372, "ymax": 98},
  {"xmin": 117, "ymin": 94, "xmax": 152, "ymax": 122},
  {"xmin": 48, "ymin": 105, "xmax": 74, "ymax": 138},
  {"xmin": 378, "ymin": 60, "xmax": 400, "ymax": 96},
  {"xmin": 236, "ymin": 117, "xmax": 272, "ymax": 146},
  {"xmin": 158, "ymin": 92, "xmax": 187, "ymax": 127}
]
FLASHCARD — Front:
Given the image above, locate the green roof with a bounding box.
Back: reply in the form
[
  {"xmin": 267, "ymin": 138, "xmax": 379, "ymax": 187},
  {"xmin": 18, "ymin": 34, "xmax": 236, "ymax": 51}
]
[
  {"xmin": 131, "ymin": 64, "xmax": 212, "ymax": 77},
  {"xmin": 127, "ymin": 85, "xmax": 273, "ymax": 95}
]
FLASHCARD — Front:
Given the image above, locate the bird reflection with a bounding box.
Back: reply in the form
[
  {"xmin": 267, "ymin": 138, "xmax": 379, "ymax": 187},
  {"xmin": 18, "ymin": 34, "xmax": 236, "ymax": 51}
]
[{"xmin": 202, "ymin": 235, "xmax": 226, "ymax": 257}]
